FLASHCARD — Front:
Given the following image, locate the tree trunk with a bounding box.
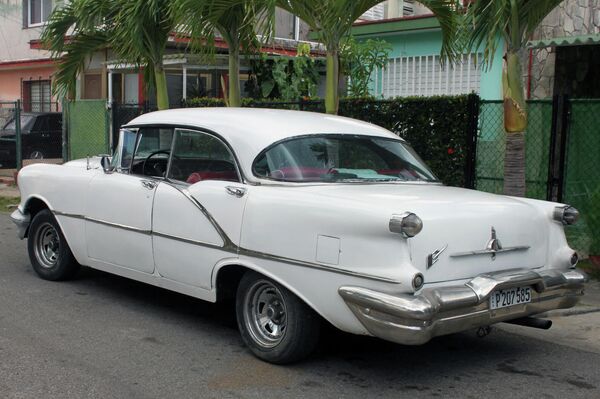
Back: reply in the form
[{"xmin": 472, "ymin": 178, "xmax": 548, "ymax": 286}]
[
  {"xmin": 325, "ymin": 49, "xmax": 339, "ymax": 115},
  {"xmin": 228, "ymin": 42, "xmax": 241, "ymax": 107},
  {"xmin": 502, "ymin": 51, "xmax": 527, "ymax": 197},
  {"xmin": 154, "ymin": 64, "xmax": 169, "ymax": 110}
]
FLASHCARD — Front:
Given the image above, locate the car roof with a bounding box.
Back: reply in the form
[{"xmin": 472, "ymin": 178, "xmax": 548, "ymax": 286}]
[{"xmin": 125, "ymin": 108, "xmax": 401, "ymax": 181}]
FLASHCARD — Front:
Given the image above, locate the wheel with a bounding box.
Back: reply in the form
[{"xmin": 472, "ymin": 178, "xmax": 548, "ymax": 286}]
[
  {"xmin": 28, "ymin": 150, "xmax": 45, "ymax": 160},
  {"xmin": 236, "ymin": 271, "xmax": 320, "ymax": 364},
  {"xmin": 27, "ymin": 209, "xmax": 80, "ymax": 281}
]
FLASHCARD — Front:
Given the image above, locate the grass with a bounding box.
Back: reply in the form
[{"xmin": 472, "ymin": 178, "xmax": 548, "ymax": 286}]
[{"xmin": 0, "ymin": 196, "xmax": 20, "ymax": 213}]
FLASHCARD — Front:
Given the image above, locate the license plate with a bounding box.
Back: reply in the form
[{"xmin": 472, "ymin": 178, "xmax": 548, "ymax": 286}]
[{"xmin": 489, "ymin": 286, "xmax": 532, "ymax": 310}]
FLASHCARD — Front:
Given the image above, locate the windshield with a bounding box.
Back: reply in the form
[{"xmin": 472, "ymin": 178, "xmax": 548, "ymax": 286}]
[
  {"xmin": 2, "ymin": 115, "xmax": 35, "ymax": 132},
  {"xmin": 253, "ymin": 134, "xmax": 438, "ymax": 183}
]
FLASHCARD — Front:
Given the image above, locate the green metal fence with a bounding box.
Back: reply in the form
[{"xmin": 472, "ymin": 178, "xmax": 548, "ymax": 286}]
[
  {"xmin": 475, "ymin": 100, "xmax": 553, "ymax": 200},
  {"xmin": 563, "ymin": 99, "xmax": 600, "ymax": 256},
  {"xmin": 65, "ymin": 100, "xmax": 109, "ymax": 160}
]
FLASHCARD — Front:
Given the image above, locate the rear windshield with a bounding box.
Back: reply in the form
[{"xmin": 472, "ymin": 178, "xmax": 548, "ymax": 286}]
[{"xmin": 253, "ymin": 134, "xmax": 438, "ymax": 183}]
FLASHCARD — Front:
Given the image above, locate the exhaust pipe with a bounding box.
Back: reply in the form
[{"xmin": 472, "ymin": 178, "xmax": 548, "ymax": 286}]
[{"xmin": 504, "ymin": 317, "xmax": 552, "ymax": 330}]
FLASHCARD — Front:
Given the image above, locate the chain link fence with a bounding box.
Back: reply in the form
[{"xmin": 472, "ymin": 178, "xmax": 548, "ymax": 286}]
[
  {"xmin": 65, "ymin": 100, "xmax": 109, "ymax": 160},
  {"xmin": 0, "ymin": 101, "xmax": 18, "ymax": 170},
  {"xmin": 475, "ymin": 100, "xmax": 553, "ymax": 200},
  {"xmin": 563, "ymin": 99, "xmax": 600, "ymax": 257},
  {"xmin": 1, "ymin": 101, "xmax": 63, "ymax": 170}
]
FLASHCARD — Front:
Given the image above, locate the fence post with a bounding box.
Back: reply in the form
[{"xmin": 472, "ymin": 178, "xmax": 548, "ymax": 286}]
[
  {"xmin": 15, "ymin": 100, "xmax": 22, "ymax": 170},
  {"xmin": 105, "ymin": 100, "xmax": 111, "ymax": 154},
  {"xmin": 464, "ymin": 94, "xmax": 480, "ymax": 189},
  {"xmin": 62, "ymin": 99, "xmax": 69, "ymax": 162},
  {"xmin": 546, "ymin": 95, "xmax": 571, "ymax": 202}
]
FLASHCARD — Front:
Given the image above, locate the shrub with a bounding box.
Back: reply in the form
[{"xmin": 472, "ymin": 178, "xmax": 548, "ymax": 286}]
[{"xmin": 183, "ymin": 94, "xmax": 478, "ymax": 187}]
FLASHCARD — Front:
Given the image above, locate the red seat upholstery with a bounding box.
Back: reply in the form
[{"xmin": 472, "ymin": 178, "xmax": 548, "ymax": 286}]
[
  {"xmin": 278, "ymin": 167, "xmax": 329, "ymax": 179},
  {"xmin": 186, "ymin": 170, "xmax": 238, "ymax": 184}
]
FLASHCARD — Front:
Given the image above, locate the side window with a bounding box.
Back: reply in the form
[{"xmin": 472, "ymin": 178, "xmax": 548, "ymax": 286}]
[
  {"xmin": 168, "ymin": 129, "xmax": 239, "ymax": 184},
  {"xmin": 32, "ymin": 116, "xmax": 48, "ymax": 133},
  {"xmin": 130, "ymin": 127, "xmax": 174, "ymax": 177},
  {"xmin": 111, "ymin": 129, "xmax": 138, "ymax": 171},
  {"xmin": 49, "ymin": 115, "xmax": 62, "ymax": 132}
]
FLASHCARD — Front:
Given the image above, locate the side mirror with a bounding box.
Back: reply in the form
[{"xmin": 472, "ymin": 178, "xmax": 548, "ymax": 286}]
[{"xmin": 100, "ymin": 155, "xmax": 114, "ymax": 173}]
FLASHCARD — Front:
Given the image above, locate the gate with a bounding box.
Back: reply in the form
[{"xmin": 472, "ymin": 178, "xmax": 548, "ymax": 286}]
[{"xmin": 65, "ymin": 100, "xmax": 109, "ymax": 160}]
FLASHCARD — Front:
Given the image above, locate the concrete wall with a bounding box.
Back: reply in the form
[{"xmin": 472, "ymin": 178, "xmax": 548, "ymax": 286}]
[
  {"xmin": 0, "ymin": 64, "xmax": 54, "ymax": 101},
  {"xmin": 0, "ymin": 0, "xmax": 52, "ymax": 62}
]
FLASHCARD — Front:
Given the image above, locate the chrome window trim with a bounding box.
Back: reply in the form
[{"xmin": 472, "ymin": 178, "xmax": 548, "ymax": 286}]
[
  {"xmin": 251, "ymin": 133, "xmax": 440, "ymax": 184},
  {"xmin": 167, "ymin": 128, "xmax": 243, "ymax": 185},
  {"xmin": 123, "ymin": 123, "xmax": 247, "ymax": 184}
]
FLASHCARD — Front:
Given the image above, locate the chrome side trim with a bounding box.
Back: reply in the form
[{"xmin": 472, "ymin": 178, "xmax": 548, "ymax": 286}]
[
  {"xmin": 53, "ymin": 210, "xmax": 85, "ymax": 219},
  {"xmin": 167, "ymin": 183, "xmax": 237, "ymax": 251},
  {"xmin": 53, "ymin": 211, "xmax": 151, "ymax": 235},
  {"xmin": 450, "ymin": 245, "xmax": 531, "ymax": 258},
  {"xmin": 238, "ymin": 247, "xmax": 400, "ymax": 283},
  {"xmin": 52, "ymin": 209, "xmax": 398, "ymax": 283},
  {"xmin": 152, "ymin": 231, "xmax": 226, "ymax": 251}
]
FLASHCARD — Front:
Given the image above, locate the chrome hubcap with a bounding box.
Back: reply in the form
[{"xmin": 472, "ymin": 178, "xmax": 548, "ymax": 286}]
[
  {"xmin": 34, "ymin": 223, "xmax": 60, "ymax": 268},
  {"xmin": 244, "ymin": 280, "xmax": 287, "ymax": 348},
  {"xmin": 30, "ymin": 151, "xmax": 44, "ymax": 159}
]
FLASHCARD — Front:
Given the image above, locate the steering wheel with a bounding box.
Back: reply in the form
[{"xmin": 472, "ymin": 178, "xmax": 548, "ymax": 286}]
[{"xmin": 142, "ymin": 150, "xmax": 180, "ymax": 177}]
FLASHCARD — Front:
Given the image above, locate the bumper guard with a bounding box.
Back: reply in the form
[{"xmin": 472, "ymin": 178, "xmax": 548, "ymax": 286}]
[{"xmin": 10, "ymin": 208, "xmax": 30, "ymax": 240}]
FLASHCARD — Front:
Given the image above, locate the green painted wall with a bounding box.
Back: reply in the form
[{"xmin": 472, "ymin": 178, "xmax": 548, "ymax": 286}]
[{"xmin": 354, "ymin": 27, "xmax": 504, "ymax": 100}]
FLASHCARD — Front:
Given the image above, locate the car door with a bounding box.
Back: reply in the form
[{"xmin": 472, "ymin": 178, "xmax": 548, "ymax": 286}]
[
  {"xmin": 47, "ymin": 114, "xmax": 63, "ymax": 158},
  {"xmin": 152, "ymin": 128, "xmax": 247, "ymax": 289},
  {"xmin": 85, "ymin": 127, "xmax": 174, "ymax": 273}
]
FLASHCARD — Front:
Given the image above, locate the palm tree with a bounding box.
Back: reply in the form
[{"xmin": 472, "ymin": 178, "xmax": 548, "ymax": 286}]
[
  {"xmin": 173, "ymin": 0, "xmax": 275, "ymax": 107},
  {"xmin": 460, "ymin": 0, "xmax": 563, "ymax": 196},
  {"xmin": 41, "ymin": 0, "xmax": 176, "ymax": 110},
  {"xmin": 278, "ymin": 0, "xmax": 459, "ymax": 114}
]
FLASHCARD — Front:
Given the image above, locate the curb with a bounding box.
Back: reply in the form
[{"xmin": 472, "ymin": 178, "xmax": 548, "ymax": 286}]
[{"xmin": 540, "ymin": 306, "xmax": 600, "ymax": 318}]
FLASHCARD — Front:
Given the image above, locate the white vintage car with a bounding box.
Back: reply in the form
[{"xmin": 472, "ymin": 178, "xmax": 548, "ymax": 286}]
[{"xmin": 11, "ymin": 108, "xmax": 587, "ymax": 363}]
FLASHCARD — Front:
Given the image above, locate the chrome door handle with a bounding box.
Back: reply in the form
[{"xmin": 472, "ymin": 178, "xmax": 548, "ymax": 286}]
[
  {"xmin": 225, "ymin": 186, "xmax": 246, "ymax": 198},
  {"xmin": 141, "ymin": 180, "xmax": 157, "ymax": 190}
]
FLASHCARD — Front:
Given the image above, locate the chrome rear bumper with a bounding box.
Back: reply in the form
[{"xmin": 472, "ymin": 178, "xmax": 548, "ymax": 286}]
[
  {"xmin": 339, "ymin": 268, "xmax": 587, "ymax": 345},
  {"xmin": 10, "ymin": 208, "xmax": 30, "ymax": 239}
]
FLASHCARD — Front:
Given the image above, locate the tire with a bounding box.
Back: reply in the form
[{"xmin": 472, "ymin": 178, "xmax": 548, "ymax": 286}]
[
  {"xmin": 27, "ymin": 209, "xmax": 80, "ymax": 281},
  {"xmin": 236, "ymin": 271, "xmax": 320, "ymax": 364}
]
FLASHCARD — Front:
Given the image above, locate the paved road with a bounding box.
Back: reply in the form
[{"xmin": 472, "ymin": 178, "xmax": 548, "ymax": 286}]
[{"xmin": 1, "ymin": 214, "xmax": 599, "ymax": 399}]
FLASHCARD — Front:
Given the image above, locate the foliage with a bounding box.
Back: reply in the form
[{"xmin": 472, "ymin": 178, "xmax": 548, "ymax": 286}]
[
  {"xmin": 173, "ymin": 0, "xmax": 275, "ymax": 107},
  {"xmin": 278, "ymin": 0, "xmax": 462, "ymax": 114},
  {"xmin": 245, "ymin": 52, "xmax": 322, "ymax": 100},
  {"xmin": 41, "ymin": 0, "xmax": 176, "ymax": 109},
  {"xmin": 183, "ymin": 94, "xmax": 478, "ymax": 186},
  {"xmin": 340, "ymin": 37, "xmax": 391, "ymax": 97},
  {"xmin": 450, "ymin": 0, "xmax": 564, "ymax": 196},
  {"xmin": 585, "ymin": 186, "xmax": 600, "ymax": 254}
]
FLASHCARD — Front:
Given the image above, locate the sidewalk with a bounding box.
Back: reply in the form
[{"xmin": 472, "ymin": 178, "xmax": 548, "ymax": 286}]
[{"xmin": 499, "ymin": 278, "xmax": 600, "ymax": 354}]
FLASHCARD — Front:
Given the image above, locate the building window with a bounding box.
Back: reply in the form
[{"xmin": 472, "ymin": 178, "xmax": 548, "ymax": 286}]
[
  {"xmin": 26, "ymin": 0, "xmax": 52, "ymax": 27},
  {"xmin": 372, "ymin": 53, "xmax": 482, "ymax": 98},
  {"xmin": 22, "ymin": 80, "xmax": 52, "ymax": 112}
]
